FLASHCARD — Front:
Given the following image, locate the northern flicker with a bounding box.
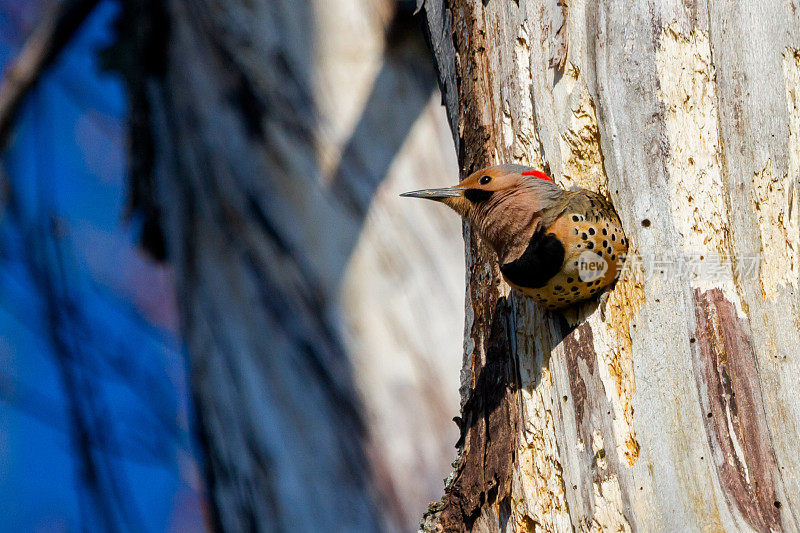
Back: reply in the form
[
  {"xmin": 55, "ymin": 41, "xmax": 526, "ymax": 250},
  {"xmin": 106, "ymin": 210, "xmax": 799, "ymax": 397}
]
[{"xmin": 401, "ymin": 164, "xmax": 627, "ymax": 309}]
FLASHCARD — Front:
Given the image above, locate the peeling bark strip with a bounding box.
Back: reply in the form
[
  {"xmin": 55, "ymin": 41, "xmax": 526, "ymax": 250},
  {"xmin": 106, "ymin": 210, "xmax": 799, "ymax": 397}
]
[
  {"xmin": 563, "ymin": 322, "xmax": 596, "ymax": 435},
  {"xmin": 436, "ymin": 294, "xmax": 520, "ymax": 530},
  {"xmin": 693, "ymin": 288, "xmax": 781, "ymax": 531},
  {"xmin": 417, "ymin": 0, "xmax": 534, "ymax": 528},
  {"xmin": 417, "ymin": 0, "xmax": 528, "ymax": 528},
  {"xmin": 560, "ymin": 319, "xmax": 634, "ymax": 531}
]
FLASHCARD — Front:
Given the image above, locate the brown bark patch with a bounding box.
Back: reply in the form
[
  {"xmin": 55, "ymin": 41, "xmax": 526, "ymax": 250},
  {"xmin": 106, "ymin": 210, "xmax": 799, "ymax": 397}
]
[
  {"xmin": 562, "ymin": 321, "xmax": 633, "ymax": 529},
  {"xmin": 438, "ymin": 294, "xmax": 520, "ymax": 531},
  {"xmin": 563, "ymin": 322, "xmax": 596, "ymax": 437},
  {"xmin": 693, "ymin": 288, "xmax": 781, "ymax": 532},
  {"xmin": 428, "ymin": 1, "xmax": 523, "ymax": 528}
]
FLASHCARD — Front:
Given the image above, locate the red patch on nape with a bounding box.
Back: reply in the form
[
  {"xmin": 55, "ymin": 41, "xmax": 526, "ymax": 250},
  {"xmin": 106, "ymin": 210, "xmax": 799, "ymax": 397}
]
[{"xmin": 522, "ymin": 170, "xmax": 553, "ymax": 182}]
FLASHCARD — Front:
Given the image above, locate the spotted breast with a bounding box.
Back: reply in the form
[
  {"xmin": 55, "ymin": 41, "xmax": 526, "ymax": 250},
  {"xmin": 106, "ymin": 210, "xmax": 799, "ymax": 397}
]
[{"xmin": 500, "ymin": 191, "xmax": 628, "ymax": 309}]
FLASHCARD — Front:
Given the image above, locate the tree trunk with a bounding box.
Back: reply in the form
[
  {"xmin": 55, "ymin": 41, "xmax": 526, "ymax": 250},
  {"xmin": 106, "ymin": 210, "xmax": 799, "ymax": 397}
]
[
  {"xmin": 110, "ymin": 0, "xmax": 463, "ymax": 531},
  {"xmin": 419, "ymin": 0, "xmax": 800, "ymax": 531}
]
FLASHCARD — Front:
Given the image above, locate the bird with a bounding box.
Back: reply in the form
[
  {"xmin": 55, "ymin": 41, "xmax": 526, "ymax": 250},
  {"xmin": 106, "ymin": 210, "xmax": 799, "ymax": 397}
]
[{"xmin": 401, "ymin": 164, "xmax": 628, "ymax": 309}]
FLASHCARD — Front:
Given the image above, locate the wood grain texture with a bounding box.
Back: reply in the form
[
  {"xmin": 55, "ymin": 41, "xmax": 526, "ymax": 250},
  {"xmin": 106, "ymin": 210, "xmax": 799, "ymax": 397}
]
[{"xmin": 420, "ymin": 0, "xmax": 800, "ymax": 530}]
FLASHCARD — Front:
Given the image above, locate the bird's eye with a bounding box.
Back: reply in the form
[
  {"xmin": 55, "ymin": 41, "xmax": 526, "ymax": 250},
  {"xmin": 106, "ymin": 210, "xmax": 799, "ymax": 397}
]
[{"xmin": 479, "ymin": 175, "xmax": 492, "ymax": 185}]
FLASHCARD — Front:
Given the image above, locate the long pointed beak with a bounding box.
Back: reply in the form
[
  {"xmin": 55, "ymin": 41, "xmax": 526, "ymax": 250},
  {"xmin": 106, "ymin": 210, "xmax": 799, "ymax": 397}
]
[{"xmin": 400, "ymin": 187, "xmax": 464, "ymax": 200}]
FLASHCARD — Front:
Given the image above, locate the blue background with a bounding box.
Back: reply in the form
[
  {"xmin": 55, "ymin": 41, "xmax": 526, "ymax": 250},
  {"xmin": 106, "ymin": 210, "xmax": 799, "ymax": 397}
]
[{"xmin": 0, "ymin": 2, "xmax": 205, "ymax": 530}]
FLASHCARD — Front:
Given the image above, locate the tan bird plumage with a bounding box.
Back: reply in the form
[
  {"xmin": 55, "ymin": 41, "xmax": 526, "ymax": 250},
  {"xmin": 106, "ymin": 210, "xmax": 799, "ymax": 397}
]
[{"xmin": 401, "ymin": 164, "xmax": 627, "ymax": 309}]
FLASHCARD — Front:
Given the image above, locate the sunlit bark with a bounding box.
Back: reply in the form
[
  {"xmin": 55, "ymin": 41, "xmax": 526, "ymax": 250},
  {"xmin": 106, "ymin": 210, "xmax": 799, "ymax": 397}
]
[{"xmin": 419, "ymin": 0, "xmax": 800, "ymax": 530}]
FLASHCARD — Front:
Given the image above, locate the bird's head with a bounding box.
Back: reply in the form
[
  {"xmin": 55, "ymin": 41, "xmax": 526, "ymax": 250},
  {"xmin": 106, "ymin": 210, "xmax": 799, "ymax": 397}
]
[{"xmin": 401, "ymin": 164, "xmax": 566, "ymax": 260}]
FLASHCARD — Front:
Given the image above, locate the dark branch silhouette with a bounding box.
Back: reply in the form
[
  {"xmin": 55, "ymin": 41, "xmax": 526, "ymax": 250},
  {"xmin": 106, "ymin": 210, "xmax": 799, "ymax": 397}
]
[{"xmin": 0, "ymin": 0, "xmax": 100, "ymax": 149}]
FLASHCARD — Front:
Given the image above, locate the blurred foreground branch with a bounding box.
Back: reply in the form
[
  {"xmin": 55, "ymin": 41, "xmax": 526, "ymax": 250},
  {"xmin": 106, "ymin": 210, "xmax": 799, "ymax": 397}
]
[{"xmin": 0, "ymin": 0, "xmax": 100, "ymax": 149}]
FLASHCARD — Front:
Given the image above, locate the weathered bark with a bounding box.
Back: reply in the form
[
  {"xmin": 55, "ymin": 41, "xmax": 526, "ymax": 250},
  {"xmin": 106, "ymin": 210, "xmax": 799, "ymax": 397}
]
[
  {"xmin": 419, "ymin": 0, "xmax": 800, "ymax": 530},
  {"xmin": 106, "ymin": 0, "xmax": 463, "ymax": 531}
]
